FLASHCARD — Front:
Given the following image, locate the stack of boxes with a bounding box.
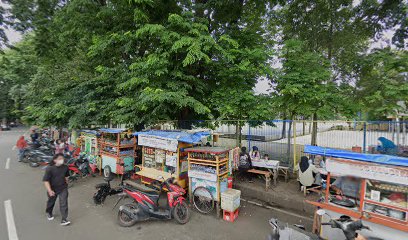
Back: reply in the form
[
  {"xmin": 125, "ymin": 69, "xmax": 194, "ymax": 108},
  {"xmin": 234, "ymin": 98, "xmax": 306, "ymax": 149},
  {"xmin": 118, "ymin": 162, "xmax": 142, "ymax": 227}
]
[{"xmin": 221, "ymin": 189, "xmax": 241, "ymax": 222}]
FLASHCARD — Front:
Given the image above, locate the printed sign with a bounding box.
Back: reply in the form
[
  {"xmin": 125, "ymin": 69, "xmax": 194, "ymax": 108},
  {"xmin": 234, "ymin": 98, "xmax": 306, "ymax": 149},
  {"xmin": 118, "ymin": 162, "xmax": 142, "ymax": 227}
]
[
  {"xmin": 138, "ymin": 134, "xmax": 178, "ymax": 152},
  {"xmin": 165, "ymin": 154, "xmax": 177, "ymax": 167},
  {"xmin": 155, "ymin": 149, "xmax": 165, "ymax": 163},
  {"xmin": 326, "ymin": 158, "xmax": 408, "ymax": 185},
  {"xmin": 188, "ymin": 170, "xmax": 217, "ymax": 182}
]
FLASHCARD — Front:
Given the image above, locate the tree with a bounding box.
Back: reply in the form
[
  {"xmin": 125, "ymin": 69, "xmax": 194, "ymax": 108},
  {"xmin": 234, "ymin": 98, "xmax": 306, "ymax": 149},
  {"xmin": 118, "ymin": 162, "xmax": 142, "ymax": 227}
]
[
  {"xmin": 357, "ymin": 48, "xmax": 408, "ymax": 119},
  {"xmin": 271, "ymin": 39, "xmax": 342, "ymax": 145},
  {"xmin": 0, "ymin": 35, "xmax": 38, "ymax": 123}
]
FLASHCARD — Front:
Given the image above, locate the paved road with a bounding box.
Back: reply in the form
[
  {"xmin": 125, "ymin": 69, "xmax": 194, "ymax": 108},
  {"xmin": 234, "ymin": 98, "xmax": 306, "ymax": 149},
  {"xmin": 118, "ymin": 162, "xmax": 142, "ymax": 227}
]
[{"xmin": 0, "ymin": 128, "xmax": 312, "ymax": 240}]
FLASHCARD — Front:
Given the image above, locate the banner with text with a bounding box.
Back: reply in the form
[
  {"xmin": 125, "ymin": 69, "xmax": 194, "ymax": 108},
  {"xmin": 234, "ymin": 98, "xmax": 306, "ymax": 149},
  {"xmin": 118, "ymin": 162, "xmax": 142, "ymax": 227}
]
[{"xmin": 138, "ymin": 134, "xmax": 179, "ymax": 152}]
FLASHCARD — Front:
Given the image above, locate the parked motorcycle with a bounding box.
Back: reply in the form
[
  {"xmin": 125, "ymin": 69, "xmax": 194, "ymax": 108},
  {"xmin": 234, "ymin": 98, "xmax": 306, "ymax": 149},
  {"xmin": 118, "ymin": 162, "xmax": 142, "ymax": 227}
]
[
  {"xmin": 267, "ymin": 210, "xmax": 384, "ymax": 240},
  {"xmin": 68, "ymin": 154, "xmax": 97, "ymax": 177},
  {"xmin": 93, "ymin": 166, "xmax": 132, "ymax": 205},
  {"xmin": 116, "ymin": 176, "xmax": 190, "ymax": 227},
  {"xmin": 66, "ymin": 154, "xmax": 97, "ymax": 186}
]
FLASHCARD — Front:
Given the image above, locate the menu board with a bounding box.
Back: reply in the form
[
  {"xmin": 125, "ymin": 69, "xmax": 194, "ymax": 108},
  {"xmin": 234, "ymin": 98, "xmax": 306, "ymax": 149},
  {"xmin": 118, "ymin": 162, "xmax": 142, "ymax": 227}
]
[
  {"xmin": 166, "ymin": 152, "xmax": 177, "ymax": 167},
  {"xmin": 143, "ymin": 147, "xmax": 155, "ymax": 168},
  {"xmin": 155, "ymin": 149, "xmax": 165, "ymax": 164}
]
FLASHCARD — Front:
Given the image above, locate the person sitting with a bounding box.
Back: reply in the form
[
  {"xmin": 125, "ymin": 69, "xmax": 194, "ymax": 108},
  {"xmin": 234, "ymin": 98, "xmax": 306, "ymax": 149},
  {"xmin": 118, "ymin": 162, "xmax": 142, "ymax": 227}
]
[
  {"xmin": 298, "ymin": 156, "xmax": 320, "ymax": 190},
  {"xmin": 249, "ymin": 146, "xmax": 260, "ymax": 161},
  {"xmin": 263, "ymin": 153, "xmax": 269, "ymax": 160},
  {"xmin": 239, "ymin": 147, "xmax": 253, "ymax": 183},
  {"xmin": 377, "ymin": 137, "xmax": 397, "ymax": 155},
  {"xmin": 330, "ymin": 176, "xmax": 361, "ymax": 200}
]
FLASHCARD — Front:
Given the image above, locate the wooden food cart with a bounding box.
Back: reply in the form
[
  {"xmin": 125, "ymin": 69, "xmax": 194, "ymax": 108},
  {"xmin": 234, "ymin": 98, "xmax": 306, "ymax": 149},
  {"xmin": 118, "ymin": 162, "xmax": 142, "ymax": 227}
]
[
  {"xmin": 132, "ymin": 130, "xmax": 210, "ymax": 189},
  {"xmin": 79, "ymin": 130, "xmax": 100, "ymax": 169},
  {"xmin": 305, "ymin": 145, "xmax": 408, "ymax": 240},
  {"xmin": 99, "ymin": 128, "xmax": 136, "ymax": 176},
  {"xmin": 185, "ymin": 147, "xmax": 231, "ymax": 216}
]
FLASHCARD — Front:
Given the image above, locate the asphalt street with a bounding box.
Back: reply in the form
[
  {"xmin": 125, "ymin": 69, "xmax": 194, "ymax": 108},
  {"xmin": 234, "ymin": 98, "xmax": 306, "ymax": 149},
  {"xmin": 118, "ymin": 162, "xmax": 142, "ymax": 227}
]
[{"xmin": 0, "ymin": 128, "xmax": 312, "ymax": 240}]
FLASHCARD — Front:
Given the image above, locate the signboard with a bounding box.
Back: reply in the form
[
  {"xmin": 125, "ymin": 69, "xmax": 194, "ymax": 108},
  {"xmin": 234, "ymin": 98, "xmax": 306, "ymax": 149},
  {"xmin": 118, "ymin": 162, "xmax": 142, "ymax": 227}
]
[
  {"xmin": 138, "ymin": 134, "xmax": 178, "ymax": 152},
  {"xmin": 155, "ymin": 149, "xmax": 165, "ymax": 164},
  {"xmin": 188, "ymin": 170, "xmax": 217, "ymax": 182},
  {"xmin": 165, "ymin": 153, "xmax": 177, "ymax": 167},
  {"xmin": 326, "ymin": 158, "xmax": 408, "ymax": 185}
]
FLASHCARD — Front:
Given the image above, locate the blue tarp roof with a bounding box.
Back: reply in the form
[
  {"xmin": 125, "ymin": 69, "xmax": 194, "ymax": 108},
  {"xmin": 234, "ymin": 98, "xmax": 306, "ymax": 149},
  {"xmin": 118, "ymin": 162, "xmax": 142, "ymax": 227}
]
[
  {"xmin": 304, "ymin": 145, "xmax": 408, "ymax": 167},
  {"xmin": 80, "ymin": 129, "xmax": 98, "ymax": 135},
  {"xmin": 132, "ymin": 130, "xmax": 210, "ymax": 144},
  {"xmin": 99, "ymin": 128, "xmax": 127, "ymax": 134}
]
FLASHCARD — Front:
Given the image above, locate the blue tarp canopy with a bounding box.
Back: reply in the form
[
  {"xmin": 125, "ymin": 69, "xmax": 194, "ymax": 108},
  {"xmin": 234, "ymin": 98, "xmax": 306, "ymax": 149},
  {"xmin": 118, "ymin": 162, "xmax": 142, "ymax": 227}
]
[
  {"xmin": 80, "ymin": 129, "xmax": 98, "ymax": 135},
  {"xmin": 304, "ymin": 145, "xmax": 408, "ymax": 167},
  {"xmin": 132, "ymin": 130, "xmax": 210, "ymax": 144},
  {"xmin": 99, "ymin": 128, "xmax": 127, "ymax": 134}
]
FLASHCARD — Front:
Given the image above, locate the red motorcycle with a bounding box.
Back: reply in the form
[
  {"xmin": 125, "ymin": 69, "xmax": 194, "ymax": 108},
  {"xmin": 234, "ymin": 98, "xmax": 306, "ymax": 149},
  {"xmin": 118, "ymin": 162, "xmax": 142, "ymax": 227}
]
[
  {"xmin": 67, "ymin": 154, "xmax": 97, "ymax": 186},
  {"xmin": 116, "ymin": 176, "xmax": 190, "ymax": 227}
]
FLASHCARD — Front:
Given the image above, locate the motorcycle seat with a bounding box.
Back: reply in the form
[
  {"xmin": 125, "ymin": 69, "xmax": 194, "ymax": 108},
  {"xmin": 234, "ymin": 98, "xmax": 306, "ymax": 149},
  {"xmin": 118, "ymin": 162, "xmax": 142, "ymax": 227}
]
[
  {"xmin": 123, "ymin": 180, "xmax": 159, "ymax": 194},
  {"xmin": 124, "ymin": 185, "xmax": 160, "ymax": 199}
]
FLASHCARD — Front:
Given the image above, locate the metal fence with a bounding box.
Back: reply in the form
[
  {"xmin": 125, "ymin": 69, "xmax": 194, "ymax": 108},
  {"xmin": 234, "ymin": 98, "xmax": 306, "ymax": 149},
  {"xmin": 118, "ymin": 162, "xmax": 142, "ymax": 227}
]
[{"xmin": 149, "ymin": 120, "xmax": 408, "ymax": 169}]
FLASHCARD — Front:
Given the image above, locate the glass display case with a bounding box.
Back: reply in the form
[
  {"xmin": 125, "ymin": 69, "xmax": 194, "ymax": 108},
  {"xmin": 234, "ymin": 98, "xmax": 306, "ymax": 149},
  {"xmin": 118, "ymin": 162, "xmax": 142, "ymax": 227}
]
[{"xmin": 364, "ymin": 180, "xmax": 408, "ymax": 222}]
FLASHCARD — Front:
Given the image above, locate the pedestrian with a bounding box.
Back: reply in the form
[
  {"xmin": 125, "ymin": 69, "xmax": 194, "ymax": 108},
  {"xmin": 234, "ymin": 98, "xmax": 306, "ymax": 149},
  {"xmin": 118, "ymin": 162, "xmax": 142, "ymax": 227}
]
[
  {"xmin": 30, "ymin": 129, "xmax": 39, "ymax": 143},
  {"xmin": 238, "ymin": 147, "xmax": 253, "ymax": 183},
  {"xmin": 55, "ymin": 139, "xmax": 65, "ymax": 154},
  {"xmin": 16, "ymin": 136, "xmax": 28, "ymax": 162},
  {"xmin": 43, "ymin": 153, "xmax": 71, "ymax": 226}
]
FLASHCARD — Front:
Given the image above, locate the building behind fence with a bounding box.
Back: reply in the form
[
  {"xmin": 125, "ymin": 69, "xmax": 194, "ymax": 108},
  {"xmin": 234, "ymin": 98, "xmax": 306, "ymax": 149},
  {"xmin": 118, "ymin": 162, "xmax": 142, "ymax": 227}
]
[{"xmin": 150, "ymin": 120, "xmax": 408, "ymax": 170}]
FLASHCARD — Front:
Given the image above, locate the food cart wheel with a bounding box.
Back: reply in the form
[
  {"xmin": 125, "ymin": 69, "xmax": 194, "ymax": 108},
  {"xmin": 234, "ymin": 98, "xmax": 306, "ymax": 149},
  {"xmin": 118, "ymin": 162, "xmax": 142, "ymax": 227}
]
[{"xmin": 192, "ymin": 187, "xmax": 214, "ymax": 214}]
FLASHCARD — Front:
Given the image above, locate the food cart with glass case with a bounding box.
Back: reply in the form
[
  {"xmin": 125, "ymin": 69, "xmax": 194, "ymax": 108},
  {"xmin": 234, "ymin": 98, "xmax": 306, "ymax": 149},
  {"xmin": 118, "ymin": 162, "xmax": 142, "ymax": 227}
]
[
  {"xmin": 305, "ymin": 145, "xmax": 408, "ymax": 240},
  {"xmin": 132, "ymin": 130, "xmax": 210, "ymax": 189},
  {"xmin": 99, "ymin": 128, "xmax": 136, "ymax": 176},
  {"xmin": 79, "ymin": 130, "xmax": 100, "ymax": 169}
]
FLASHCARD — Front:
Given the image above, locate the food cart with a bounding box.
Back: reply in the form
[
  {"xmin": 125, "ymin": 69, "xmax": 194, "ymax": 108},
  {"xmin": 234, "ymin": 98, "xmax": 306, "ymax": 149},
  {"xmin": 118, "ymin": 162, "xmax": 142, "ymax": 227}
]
[
  {"xmin": 99, "ymin": 128, "xmax": 136, "ymax": 176},
  {"xmin": 305, "ymin": 145, "xmax": 408, "ymax": 240},
  {"xmin": 78, "ymin": 130, "xmax": 100, "ymax": 169},
  {"xmin": 185, "ymin": 147, "xmax": 232, "ymax": 217},
  {"xmin": 132, "ymin": 130, "xmax": 210, "ymax": 189}
]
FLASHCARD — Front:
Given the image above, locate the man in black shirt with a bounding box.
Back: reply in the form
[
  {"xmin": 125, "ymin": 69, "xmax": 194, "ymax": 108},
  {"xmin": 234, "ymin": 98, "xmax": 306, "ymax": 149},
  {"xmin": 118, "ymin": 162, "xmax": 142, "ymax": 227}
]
[{"xmin": 43, "ymin": 153, "xmax": 71, "ymax": 226}]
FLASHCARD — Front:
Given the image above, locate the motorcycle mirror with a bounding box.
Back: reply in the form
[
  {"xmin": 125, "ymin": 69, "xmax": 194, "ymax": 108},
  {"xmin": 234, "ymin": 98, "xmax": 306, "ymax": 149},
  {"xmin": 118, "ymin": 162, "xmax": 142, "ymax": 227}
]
[{"xmin": 316, "ymin": 209, "xmax": 326, "ymax": 216}]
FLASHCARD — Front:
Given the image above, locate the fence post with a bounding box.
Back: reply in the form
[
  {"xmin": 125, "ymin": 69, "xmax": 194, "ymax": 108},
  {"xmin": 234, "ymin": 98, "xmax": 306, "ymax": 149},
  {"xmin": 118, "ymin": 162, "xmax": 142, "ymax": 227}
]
[
  {"xmin": 293, "ymin": 120, "xmax": 297, "ymax": 172},
  {"xmin": 248, "ymin": 122, "xmax": 251, "ymax": 151},
  {"xmin": 363, "ymin": 122, "xmax": 367, "ymax": 153}
]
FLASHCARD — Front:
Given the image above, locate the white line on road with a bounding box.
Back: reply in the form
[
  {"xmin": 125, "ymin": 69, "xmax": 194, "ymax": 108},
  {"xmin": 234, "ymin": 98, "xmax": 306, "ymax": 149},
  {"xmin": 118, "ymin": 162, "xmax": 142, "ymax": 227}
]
[
  {"xmin": 5, "ymin": 158, "xmax": 10, "ymax": 170},
  {"xmin": 4, "ymin": 200, "xmax": 19, "ymax": 240},
  {"xmin": 12, "ymin": 146, "xmax": 16, "ymax": 151}
]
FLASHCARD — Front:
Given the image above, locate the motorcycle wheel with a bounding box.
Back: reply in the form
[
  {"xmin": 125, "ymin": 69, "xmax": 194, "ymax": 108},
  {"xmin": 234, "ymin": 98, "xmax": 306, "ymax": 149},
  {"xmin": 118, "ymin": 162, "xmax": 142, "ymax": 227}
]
[
  {"xmin": 173, "ymin": 201, "xmax": 190, "ymax": 224},
  {"xmin": 117, "ymin": 204, "xmax": 138, "ymax": 227}
]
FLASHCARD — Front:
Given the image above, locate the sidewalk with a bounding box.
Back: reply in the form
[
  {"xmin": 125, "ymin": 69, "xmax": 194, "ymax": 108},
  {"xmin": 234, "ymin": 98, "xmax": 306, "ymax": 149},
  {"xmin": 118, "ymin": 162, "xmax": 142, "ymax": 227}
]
[{"xmin": 234, "ymin": 177, "xmax": 319, "ymax": 218}]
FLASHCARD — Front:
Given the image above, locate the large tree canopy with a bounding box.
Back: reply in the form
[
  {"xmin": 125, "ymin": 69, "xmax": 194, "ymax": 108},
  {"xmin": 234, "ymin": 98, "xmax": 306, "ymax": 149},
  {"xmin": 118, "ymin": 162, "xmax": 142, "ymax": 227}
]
[{"xmin": 0, "ymin": 0, "xmax": 406, "ymax": 127}]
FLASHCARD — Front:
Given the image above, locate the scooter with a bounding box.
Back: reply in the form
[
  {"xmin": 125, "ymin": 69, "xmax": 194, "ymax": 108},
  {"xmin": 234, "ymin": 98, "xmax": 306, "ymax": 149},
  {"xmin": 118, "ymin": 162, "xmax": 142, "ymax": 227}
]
[
  {"xmin": 93, "ymin": 165, "xmax": 133, "ymax": 205},
  {"xmin": 67, "ymin": 154, "xmax": 97, "ymax": 177},
  {"xmin": 116, "ymin": 176, "xmax": 190, "ymax": 227},
  {"xmin": 267, "ymin": 210, "xmax": 384, "ymax": 240}
]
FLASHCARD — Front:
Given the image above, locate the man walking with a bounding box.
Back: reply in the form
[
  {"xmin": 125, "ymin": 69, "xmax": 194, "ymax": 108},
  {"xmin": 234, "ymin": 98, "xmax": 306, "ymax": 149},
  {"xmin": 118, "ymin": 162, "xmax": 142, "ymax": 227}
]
[
  {"xmin": 43, "ymin": 153, "xmax": 71, "ymax": 226},
  {"xmin": 16, "ymin": 136, "xmax": 27, "ymax": 162}
]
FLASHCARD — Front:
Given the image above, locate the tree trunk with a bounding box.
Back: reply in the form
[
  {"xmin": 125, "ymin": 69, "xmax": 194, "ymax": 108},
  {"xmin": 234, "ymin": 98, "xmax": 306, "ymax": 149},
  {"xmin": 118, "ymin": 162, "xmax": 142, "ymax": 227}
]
[
  {"xmin": 286, "ymin": 116, "xmax": 293, "ymax": 164},
  {"xmin": 235, "ymin": 120, "xmax": 242, "ymax": 147},
  {"xmin": 311, "ymin": 113, "xmax": 318, "ymax": 146},
  {"xmin": 302, "ymin": 121, "xmax": 306, "ymax": 136},
  {"xmin": 281, "ymin": 113, "xmax": 287, "ymax": 139}
]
